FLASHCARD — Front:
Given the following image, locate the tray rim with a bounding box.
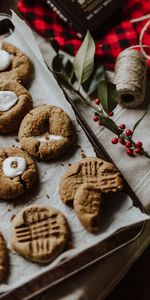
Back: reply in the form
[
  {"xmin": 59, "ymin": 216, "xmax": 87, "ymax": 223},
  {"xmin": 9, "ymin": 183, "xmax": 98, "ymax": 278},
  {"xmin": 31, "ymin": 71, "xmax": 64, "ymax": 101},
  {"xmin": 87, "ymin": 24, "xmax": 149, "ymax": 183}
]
[{"xmin": 0, "ymin": 222, "xmax": 145, "ymax": 300}]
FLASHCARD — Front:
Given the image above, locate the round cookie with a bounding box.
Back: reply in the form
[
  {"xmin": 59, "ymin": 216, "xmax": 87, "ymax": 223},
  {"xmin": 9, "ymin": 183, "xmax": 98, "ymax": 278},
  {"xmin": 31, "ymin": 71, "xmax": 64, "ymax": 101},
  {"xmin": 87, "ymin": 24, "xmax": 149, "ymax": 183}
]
[
  {"xmin": 11, "ymin": 205, "xmax": 69, "ymax": 264},
  {"xmin": 0, "ymin": 80, "xmax": 33, "ymax": 133},
  {"xmin": 0, "ymin": 42, "xmax": 32, "ymax": 85},
  {"xmin": 0, "ymin": 232, "xmax": 8, "ymax": 281},
  {"xmin": 60, "ymin": 157, "xmax": 124, "ymax": 205},
  {"xmin": 0, "ymin": 147, "xmax": 37, "ymax": 200},
  {"xmin": 19, "ymin": 105, "xmax": 75, "ymax": 161},
  {"xmin": 74, "ymin": 183, "xmax": 102, "ymax": 232}
]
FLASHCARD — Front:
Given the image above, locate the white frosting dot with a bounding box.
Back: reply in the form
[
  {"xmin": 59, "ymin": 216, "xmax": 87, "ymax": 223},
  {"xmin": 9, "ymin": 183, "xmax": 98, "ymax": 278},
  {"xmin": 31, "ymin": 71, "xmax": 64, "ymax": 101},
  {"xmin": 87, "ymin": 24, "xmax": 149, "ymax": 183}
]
[
  {"xmin": 3, "ymin": 157, "xmax": 27, "ymax": 178},
  {"xmin": 33, "ymin": 134, "xmax": 64, "ymax": 142},
  {"xmin": 0, "ymin": 50, "xmax": 11, "ymax": 71},
  {"xmin": 0, "ymin": 91, "xmax": 18, "ymax": 112}
]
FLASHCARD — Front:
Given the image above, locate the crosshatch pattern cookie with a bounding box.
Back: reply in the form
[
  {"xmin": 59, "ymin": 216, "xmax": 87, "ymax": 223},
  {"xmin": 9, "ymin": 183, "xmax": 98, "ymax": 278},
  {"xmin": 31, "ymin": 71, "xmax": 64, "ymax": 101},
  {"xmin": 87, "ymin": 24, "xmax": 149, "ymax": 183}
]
[
  {"xmin": 0, "ymin": 232, "xmax": 8, "ymax": 281},
  {"xmin": 11, "ymin": 205, "xmax": 69, "ymax": 264},
  {"xmin": 0, "ymin": 80, "xmax": 33, "ymax": 133},
  {"xmin": 74, "ymin": 184, "xmax": 102, "ymax": 232},
  {"xmin": 19, "ymin": 105, "xmax": 75, "ymax": 161},
  {"xmin": 0, "ymin": 147, "xmax": 37, "ymax": 200},
  {"xmin": 60, "ymin": 157, "xmax": 124, "ymax": 205},
  {"xmin": 0, "ymin": 42, "xmax": 32, "ymax": 86}
]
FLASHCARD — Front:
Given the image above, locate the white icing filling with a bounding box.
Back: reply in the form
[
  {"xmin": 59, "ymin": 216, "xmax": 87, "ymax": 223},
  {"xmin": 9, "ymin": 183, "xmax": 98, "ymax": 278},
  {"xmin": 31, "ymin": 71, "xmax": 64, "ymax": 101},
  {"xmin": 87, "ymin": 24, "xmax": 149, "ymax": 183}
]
[
  {"xmin": 0, "ymin": 50, "xmax": 11, "ymax": 71},
  {"xmin": 0, "ymin": 91, "xmax": 18, "ymax": 112},
  {"xmin": 3, "ymin": 157, "xmax": 27, "ymax": 178},
  {"xmin": 33, "ymin": 134, "xmax": 64, "ymax": 142}
]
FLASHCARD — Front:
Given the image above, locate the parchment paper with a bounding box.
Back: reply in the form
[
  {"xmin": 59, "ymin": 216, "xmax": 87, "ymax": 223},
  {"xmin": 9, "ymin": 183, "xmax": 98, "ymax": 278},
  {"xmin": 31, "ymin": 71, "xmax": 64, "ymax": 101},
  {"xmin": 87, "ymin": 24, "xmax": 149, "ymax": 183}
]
[{"xmin": 0, "ymin": 13, "xmax": 149, "ymax": 293}]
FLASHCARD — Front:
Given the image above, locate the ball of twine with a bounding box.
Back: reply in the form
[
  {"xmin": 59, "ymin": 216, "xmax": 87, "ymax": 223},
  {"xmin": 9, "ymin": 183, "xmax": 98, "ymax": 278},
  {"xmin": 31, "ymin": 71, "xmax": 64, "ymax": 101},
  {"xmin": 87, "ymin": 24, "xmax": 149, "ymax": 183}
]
[{"xmin": 114, "ymin": 49, "xmax": 147, "ymax": 108}]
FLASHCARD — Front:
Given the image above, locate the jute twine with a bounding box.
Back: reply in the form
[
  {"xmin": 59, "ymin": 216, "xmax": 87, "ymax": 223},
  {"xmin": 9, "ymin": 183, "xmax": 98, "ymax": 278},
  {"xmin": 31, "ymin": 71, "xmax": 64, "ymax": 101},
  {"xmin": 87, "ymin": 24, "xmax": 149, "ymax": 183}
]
[
  {"xmin": 114, "ymin": 14, "xmax": 150, "ymax": 108},
  {"xmin": 114, "ymin": 49, "xmax": 147, "ymax": 108}
]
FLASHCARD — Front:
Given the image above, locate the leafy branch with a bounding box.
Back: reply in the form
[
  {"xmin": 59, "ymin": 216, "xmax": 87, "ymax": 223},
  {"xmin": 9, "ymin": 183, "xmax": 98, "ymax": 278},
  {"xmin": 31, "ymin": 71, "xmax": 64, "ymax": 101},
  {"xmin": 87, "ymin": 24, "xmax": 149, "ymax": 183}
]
[{"xmin": 52, "ymin": 31, "xmax": 150, "ymax": 159}]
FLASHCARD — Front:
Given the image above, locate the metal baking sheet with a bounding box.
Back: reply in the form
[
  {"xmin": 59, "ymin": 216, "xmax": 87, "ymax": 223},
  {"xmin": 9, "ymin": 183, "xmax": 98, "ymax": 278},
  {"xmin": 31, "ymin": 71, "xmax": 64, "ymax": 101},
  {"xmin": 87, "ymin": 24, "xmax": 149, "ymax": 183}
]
[{"xmin": 0, "ymin": 12, "xmax": 149, "ymax": 299}]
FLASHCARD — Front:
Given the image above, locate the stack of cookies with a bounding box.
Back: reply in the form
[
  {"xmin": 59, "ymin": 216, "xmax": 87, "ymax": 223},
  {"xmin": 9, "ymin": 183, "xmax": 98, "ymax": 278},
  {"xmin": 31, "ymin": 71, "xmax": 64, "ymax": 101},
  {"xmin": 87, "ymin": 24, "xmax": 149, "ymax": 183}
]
[
  {"xmin": 0, "ymin": 42, "xmax": 124, "ymax": 281},
  {"xmin": 60, "ymin": 157, "xmax": 124, "ymax": 232}
]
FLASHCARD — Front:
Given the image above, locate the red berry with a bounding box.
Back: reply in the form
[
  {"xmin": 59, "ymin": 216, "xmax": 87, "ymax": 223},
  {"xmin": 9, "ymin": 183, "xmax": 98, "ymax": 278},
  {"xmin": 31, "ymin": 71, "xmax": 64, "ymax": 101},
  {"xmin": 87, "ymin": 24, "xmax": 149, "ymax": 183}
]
[
  {"xmin": 95, "ymin": 98, "xmax": 100, "ymax": 105},
  {"xmin": 136, "ymin": 141, "xmax": 142, "ymax": 148},
  {"xmin": 119, "ymin": 138, "xmax": 125, "ymax": 145},
  {"xmin": 109, "ymin": 111, "xmax": 114, "ymax": 117},
  {"xmin": 126, "ymin": 129, "xmax": 133, "ymax": 137},
  {"xmin": 119, "ymin": 123, "xmax": 126, "ymax": 130},
  {"xmin": 125, "ymin": 141, "xmax": 132, "ymax": 148},
  {"xmin": 134, "ymin": 148, "xmax": 142, "ymax": 155},
  {"xmin": 111, "ymin": 137, "xmax": 118, "ymax": 144},
  {"xmin": 93, "ymin": 115, "xmax": 99, "ymax": 122},
  {"xmin": 126, "ymin": 148, "xmax": 134, "ymax": 156},
  {"xmin": 98, "ymin": 120, "xmax": 102, "ymax": 126}
]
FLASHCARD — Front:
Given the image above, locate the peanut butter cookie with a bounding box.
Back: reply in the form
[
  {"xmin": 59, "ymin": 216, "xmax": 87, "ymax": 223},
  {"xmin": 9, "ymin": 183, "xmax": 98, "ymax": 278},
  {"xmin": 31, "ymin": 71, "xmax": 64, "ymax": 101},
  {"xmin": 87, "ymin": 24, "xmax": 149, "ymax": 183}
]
[
  {"xmin": 0, "ymin": 232, "xmax": 8, "ymax": 281},
  {"xmin": 74, "ymin": 183, "xmax": 102, "ymax": 232},
  {"xmin": 0, "ymin": 42, "xmax": 32, "ymax": 85},
  {"xmin": 0, "ymin": 80, "xmax": 33, "ymax": 133},
  {"xmin": 60, "ymin": 157, "xmax": 124, "ymax": 205},
  {"xmin": 11, "ymin": 205, "xmax": 69, "ymax": 264},
  {"xmin": 0, "ymin": 147, "xmax": 37, "ymax": 200},
  {"xmin": 19, "ymin": 105, "xmax": 75, "ymax": 161}
]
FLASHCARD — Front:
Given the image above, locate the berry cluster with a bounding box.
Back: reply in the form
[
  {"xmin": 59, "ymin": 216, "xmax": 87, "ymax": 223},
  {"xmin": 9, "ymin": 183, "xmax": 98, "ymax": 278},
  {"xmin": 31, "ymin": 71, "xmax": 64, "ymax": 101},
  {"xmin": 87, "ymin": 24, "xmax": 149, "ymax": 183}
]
[
  {"xmin": 111, "ymin": 126, "xmax": 143, "ymax": 156},
  {"xmin": 93, "ymin": 98, "xmax": 144, "ymax": 158}
]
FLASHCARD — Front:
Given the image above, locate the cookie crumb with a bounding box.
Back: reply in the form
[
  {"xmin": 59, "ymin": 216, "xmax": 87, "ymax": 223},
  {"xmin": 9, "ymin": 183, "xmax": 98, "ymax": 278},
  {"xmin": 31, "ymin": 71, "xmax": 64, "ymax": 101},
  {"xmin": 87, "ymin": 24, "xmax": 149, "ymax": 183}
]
[
  {"xmin": 10, "ymin": 214, "xmax": 16, "ymax": 222},
  {"xmin": 80, "ymin": 150, "xmax": 86, "ymax": 158},
  {"xmin": 61, "ymin": 163, "xmax": 64, "ymax": 166},
  {"xmin": 15, "ymin": 138, "xmax": 19, "ymax": 143},
  {"xmin": 68, "ymin": 163, "xmax": 72, "ymax": 166},
  {"xmin": 76, "ymin": 144, "xmax": 81, "ymax": 149}
]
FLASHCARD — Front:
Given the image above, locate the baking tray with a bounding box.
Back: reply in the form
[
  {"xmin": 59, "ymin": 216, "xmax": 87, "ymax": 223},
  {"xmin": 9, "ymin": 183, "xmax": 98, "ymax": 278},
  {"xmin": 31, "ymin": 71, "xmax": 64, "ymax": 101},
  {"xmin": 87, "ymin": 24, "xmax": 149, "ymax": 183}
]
[{"xmin": 0, "ymin": 13, "xmax": 148, "ymax": 300}]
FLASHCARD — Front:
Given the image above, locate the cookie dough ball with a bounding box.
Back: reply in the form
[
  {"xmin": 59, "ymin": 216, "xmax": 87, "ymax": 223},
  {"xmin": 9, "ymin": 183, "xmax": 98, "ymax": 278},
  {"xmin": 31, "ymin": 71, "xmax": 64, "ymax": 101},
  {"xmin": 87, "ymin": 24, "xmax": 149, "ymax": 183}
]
[
  {"xmin": 11, "ymin": 205, "xmax": 69, "ymax": 263},
  {"xmin": 0, "ymin": 42, "xmax": 32, "ymax": 86},
  {"xmin": 0, "ymin": 147, "xmax": 38, "ymax": 200},
  {"xmin": 0, "ymin": 80, "xmax": 33, "ymax": 133},
  {"xmin": 19, "ymin": 105, "xmax": 75, "ymax": 161},
  {"xmin": 60, "ymin": 157, "xmax": 124, "ymax": 205},
  {"xmin": 0, "ymin": 232, "xmax": 8, "ymax": 281}
]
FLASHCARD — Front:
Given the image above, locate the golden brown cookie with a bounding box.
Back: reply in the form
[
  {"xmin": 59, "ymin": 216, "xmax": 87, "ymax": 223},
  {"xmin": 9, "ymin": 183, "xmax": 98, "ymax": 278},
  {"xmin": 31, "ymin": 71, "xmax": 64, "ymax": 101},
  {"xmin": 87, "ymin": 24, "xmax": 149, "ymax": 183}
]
[
  {"xmin": 60, "ymin": 157, "xmax": 124, "ymax": 204},
  {"xmin": 19, "ymin": 105, "xmax": 75, "ymax": 161},
  {"xmin": 0, "ymin": 42, "xmax": 32, "ymax": 85},
  {"xmin": 11, "ymin": 205, "xmax": 69, "ymax": 264},
  {"xmin": 0, "ymin": 80, "xmax": 33, "ymax": 133},
  {"xmin": 0, "ymin": 147, "xmax": 38, "ymax": 200},
  {"xmin": 0, "ymin": 232, "xmax": 8, "ymax": 281},
  {"xmin": 74, "ymin": 183, "xmax": 102, "ymax": 232}
]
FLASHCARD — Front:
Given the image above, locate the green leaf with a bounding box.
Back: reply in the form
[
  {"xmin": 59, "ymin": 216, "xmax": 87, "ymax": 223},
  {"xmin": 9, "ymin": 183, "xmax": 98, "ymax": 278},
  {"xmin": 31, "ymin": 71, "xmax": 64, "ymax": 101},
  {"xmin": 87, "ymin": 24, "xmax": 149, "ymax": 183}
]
[
  {"xmin": 82, "ymin": 65, "xmax": 105, "ymax": 95},
  {"xmin": 99, "ymin": 115, "xmax": 122, "ymax": 135},
  {"xmin": 73, "ymin": 31, "xmax": 95, "ymax": 90},
  {"xmin": 98, "ymin": 80, "xmax": 117, "ymax": 113},
  {"xmin": 133, "ymin": 111, "xmax": 148, "ymax": 133},
  {"xmin": 52, "ymin": 54, "xmax": 73, "ymax": 88},
  {"xmin": 107, "ymin": 82, "xmax": 117, "ymax": 113},
  {"xmin": 52, "ymin": 54, "xmax": 73, "ymax": 78},
  {"xmin": 98, "ymin": 80, "xmax": 108, "ymax": 112}
]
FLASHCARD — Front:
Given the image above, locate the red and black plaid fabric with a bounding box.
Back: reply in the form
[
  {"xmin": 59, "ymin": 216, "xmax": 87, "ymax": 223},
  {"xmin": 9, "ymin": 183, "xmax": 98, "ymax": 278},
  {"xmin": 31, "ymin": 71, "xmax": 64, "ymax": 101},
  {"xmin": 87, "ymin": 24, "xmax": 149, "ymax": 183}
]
[{"xmin": 18, "ymin": 0, "xmax": 150, "ymax": 70}]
